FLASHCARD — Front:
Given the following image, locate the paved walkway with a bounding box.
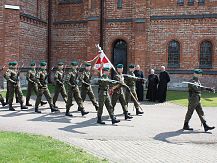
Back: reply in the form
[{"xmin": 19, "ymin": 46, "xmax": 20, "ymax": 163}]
[{"xmin": 0, "ymin": 99, "xmax": 217, "ymax": 163}]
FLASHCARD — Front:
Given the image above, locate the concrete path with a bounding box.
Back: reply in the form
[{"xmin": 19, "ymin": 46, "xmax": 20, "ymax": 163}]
[{"xmin": 0, "ymin": 99, "xmax": 216, "ymax": 163}]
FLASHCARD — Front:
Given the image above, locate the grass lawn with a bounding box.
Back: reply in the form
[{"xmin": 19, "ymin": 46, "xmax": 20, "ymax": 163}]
[
  {"xmin": 166, "ymin": 90, "xmax": 217, "ymax": 107},
  {"xmin": 0, "ymin": 131, "xmax": 107, "ymax": 163}
]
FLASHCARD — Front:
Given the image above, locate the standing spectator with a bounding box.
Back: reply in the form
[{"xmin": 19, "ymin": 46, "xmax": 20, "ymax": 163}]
[
  {"xmin": 146, "ymin": 69, "xmax": 159, "ymax": 102},
  {"xmin": 157, "ymin": 66, "xmax": 170, "ymax": 103},
  {"xmin": 134, "ymin": 65, "xmax": 144, "ymax": 101}
]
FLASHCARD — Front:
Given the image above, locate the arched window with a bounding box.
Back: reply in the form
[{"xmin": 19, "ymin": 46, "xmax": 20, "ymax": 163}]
[
  {"xmin": 168, "ymin": 40, "xmax": 180, "ymax": 68},
  {"xmin": 200, "ymin": 41, "xmax": 212, "ymax": 68},
  {"xmin": 117, "ymin": 0, "xmax": 123, "ymax": 9}
]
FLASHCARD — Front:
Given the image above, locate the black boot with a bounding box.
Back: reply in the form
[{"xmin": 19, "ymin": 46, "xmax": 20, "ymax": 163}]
[
  {"xmin": 51, "ymin": 107, "xmax": 59, "ymax": 112},
  {"xmin": 26, "ymin": 101, "xmax": 32, "ymax": 106},
  {"xmin": 136, "ymin": 109, "xmax": 144, "ymax": 115},
  {"xmin": 203, "ymin": 122, "xmax": 215, "ymax": 132},
  {"xmin": 97, "ymin": 116, "xmax": 105, "ymax": 124},
  {"xmin": 183, "ymin": 122, "xmax": 193, "ymax": 131},
  {"xmin": 80, "ymin": 108, "xmax": 89, "ymax": 116},
  {"xmin": 9, "ymin": 104, "xmax": 15, "ymax": 111},
  {"xmin": 21, "ymin": 103, "xmax": 28, "ymax": 110},
  {"xmin": 1, "ymin": 101, "xmax": 6, "ymax": 107},
  {"xmin": 35, "ymin": 108, "xmax": 41, "ymax": 113},
  {"xmin": 40, "ymin": 101, "xmax": 47, "ymax": 106},
  {"xmin": 78, "ymin": 106, "xmax": 82, "ymax": 111},
  {"xmin": 111, "ymin": 116, "xmax": 120, "ymax": 125},
  {"xmin": 124, "ymin": 111, "xmax": 133, "ymax": 120},
  {"xmin": 65, "ymin": 109, "xmax": 73, "ymax": 117},
  {"xmin": 95, "ymin": 105, "xmax": 99, "ymax": 111},
  {"xmin": 53, "ymin": 103, "xmax": 59, "ymax": 108}
]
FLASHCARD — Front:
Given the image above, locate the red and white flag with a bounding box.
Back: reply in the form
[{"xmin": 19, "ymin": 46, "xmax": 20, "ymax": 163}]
[{"xmin": 94, "ymin": 51, "xmax": 111, "ymax": 70}]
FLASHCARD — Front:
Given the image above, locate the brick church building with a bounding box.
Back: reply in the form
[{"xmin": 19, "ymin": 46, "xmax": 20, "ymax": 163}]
[{"xmin": 1, "ymin": 0, "xmax": 217, "ymax": 88}]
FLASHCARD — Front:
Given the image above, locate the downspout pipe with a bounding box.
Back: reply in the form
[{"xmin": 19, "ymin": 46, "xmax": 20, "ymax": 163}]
[
  {"xmin": 100, "ymin": 0, "xmax": 104, "ymax": 49},
  {"xmin": 47, "ymin": 0, "xmax": 52, "ymax": 82}
]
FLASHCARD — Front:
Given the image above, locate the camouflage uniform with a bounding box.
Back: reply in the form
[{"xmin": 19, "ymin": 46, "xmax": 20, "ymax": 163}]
[
  {"xmin": 65, "ymin": 62, "xmax": 88, "ymax": 117},
  {"xmin": 183, "ymin": 69, "xmax": 215, "ymax": 132},
  {"xmin": 34, "ymin": 62, "xmax": 58, "ymax": 113},
  {"xmin": 53, "ymin": 68, "xmax": 67, "ymax": 106},
  {"xmin": 0, "ymin": 93, "xmax": 6, "ymax": 106},
  {"xmin": 97, "ymin": 70, "xmax": 120, "ymax": 125},
  {"xmin": 80, "ymin": 68, "xmax": 98, "ymax": 110},
  {"xmin": 112, "ymin": 73, "xmax": 133, "ymax": 120},
  {"xmin": 26, "ymin": 67, "xmax": 38, "ymax": 106},
  {"xmin": 125, "ymin": 71, "xmax": 143, "ymax": 115},
  {"xmin": 4, "ymin": 62, "xmax": 27, "ymax": 111}
]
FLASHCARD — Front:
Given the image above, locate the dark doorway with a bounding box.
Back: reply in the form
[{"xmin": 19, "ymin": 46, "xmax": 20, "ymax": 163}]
[{"xmin": 112, "ymin": 40, "xmax": 128, "ymax": 77}]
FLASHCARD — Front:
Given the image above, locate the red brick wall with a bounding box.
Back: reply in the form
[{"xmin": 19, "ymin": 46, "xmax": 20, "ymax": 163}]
[
  {"xmin": 0, "ymin": 1, "xmax": 4, "ymax": 87},
  {"xmin": 1, "ymin": 0, "xmax": 217, "ymax": 88},
  {"xmin": 19, "ymin": 0, "xmax": 48, "ymax": 67},
  {"xmin": 51, "ymin": 0, "xmax": 101, "ymax": 66}
]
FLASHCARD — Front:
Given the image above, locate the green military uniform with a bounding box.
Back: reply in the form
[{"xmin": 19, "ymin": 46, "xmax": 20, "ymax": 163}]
[
  {"xmin": 183, "ymin": 69, "xmax": 215, "ymax": 132},
  {"xmin": 0, "ymin": 93, "xmax": 6, "ymax": 106},
  {"xmin": 26, "ymin": 61, "xmax": 47, "ymax": 106},
  {"xmin": 5, "ymin": 83, "xmax": 19, "ymax": 104},
  {"xmin": 125, "ymin": 64, "xmax": 143, "ymax": 115},
  {"xmin": 4, "ymin": 61, "xmax": 28, "ymax": 111},
  {"xmin": 34, "ymin": 61, "xmax": 58, "ymax": 113},
  {"xmin": 112, "ymin": 64, "xmax": 133, "ymax": 120},
  {"xmin": 80, "ymin": 63, "xmax": 99, "ymax": 111},
  {"xmin": 97, "ymin": 67, "xmax": 120, "ymax": 125},
  {"xmin": 53, "ymin": 62, "xmax": 67, "ymax": 107},
  {"xmin": 65, "ymin": 61, "xmax": 88, "ymax": 117}
]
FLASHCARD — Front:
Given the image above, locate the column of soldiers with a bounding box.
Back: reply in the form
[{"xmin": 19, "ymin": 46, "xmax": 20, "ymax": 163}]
[{"xmin": 0, "ymin": 61, "xmax": 215, "ymax": 131}]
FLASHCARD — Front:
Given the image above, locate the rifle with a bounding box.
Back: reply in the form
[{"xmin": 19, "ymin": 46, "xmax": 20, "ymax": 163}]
[
  {"xmin": 182, "ymin": 82, "xmax": 215, "ymax": 93},
  {"xmin": 123, "ymin": 74, "xmax": 147, "ymax": 82}
]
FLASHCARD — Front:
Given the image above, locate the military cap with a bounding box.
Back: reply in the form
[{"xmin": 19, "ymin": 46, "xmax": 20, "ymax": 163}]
[
  {"xmin": 116, "ymin": 64, "xmax": 123, "ymax": 68},
  {"xmin": 85, "ymin": 62, "xmax": 91, "ymax": 67},
  {"xmin": 40, "ymin": 61, "xmax": 47, "ymax": 66},
  {"xmin": 194, "ymin": 69, "xmax": 203, "ymax": 74},
  {"xmin": 103, "ymin": 67, "xmax": 110, "ymax": 71},
  {"xmin": 9, "ymin": 61, "xmax": 17, "ymax": 66},
  {"xmin": 58, "ymin": 61, "xmax": 64, "ymax": 66},
  {"xmin": 129, "ymin": 64, "xmax": 135, "ymax": 68},
  {"xmin": 30, "ymin": 61, "xmax": 36, "ymax": 66},
  {"xmin": 71, "ymin": 60, "xmax": 78, "ymax": 66}
]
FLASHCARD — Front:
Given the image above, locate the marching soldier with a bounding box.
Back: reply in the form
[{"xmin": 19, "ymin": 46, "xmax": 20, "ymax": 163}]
[
  {"xmin": 0, "ymin": 93, "xmax": 6, "ymax": 107},
  {"xmin": 125, "ymin": 64, "xmax": 144, "ymax": 115},
  {"xmin": 183, "ymin": 69, "xmax": 215, "ymax": 132},
  {"xmin": 53, "ymin": 62, "xmax": 67, "ymax": 108},
  {"xmin": 4, "ymin": 61, "xmax": 28, "ymax": 111},
  {"xmin": 111, "ymin": 64, "xmax": 133, "ymax": 120},
  {"xmin": 34, "ymin": 61, "xmax": 59, "ymax": 113},
  {"xmin": 97, "ymin": 67, "xmax": 120, "ymax": 125},
  {"xmin": 65, "ymin": 61, "xmax": 89, "ymax": 117},
  {"xmin": 80, "ymin": 62, "xmax": 99, "ymax": 111},
  {"xmin": 26, "ymin": 61, "xmax": 47, "ymax": 106}
]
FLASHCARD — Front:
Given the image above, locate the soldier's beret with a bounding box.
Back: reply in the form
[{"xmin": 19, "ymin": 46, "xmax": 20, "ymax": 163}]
[
  {"xmin": 85, "ymin": 62, "xmax": 91, "ymax": 67},
  {"xmin": 103, "ymin": 67, "xmax": 110, "ymax": 71},
  {"xmin": 102, "ymin": 74, "xmax": 107, "ymax": 78},
  {"xmin": 71, "ymin": 61, "xmax": 78, "ymax": 66},
  {"xmin": 40, "ymin": 61, "xmax": 47, "ymax": 66},
  {"xmin": 9, "ymin": 61, "xmax": 17, "ymax": 66},
  {"xmin": 58, "ymin": 61, "xmax": 64, "ymax": 66},
  {"xmin": 194, "ymin": 69, "xmax": 203, "ymax": 74},
  {"xmin": 129, "ymin": 64, "xmax": 135, "ymax": 68},
  {"xmin": 30, "ymin": 61, "xmax": 36, "ymax": 66},
  {"xmin": 116, "ymin": 64, "xmax": 123, "ymax": 68}
]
